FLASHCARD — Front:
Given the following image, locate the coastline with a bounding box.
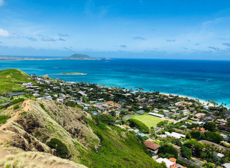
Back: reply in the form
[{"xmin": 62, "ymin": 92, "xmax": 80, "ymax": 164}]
[{"xmin": 160, "ymin": 92, "xmax": 215, "ymax": 107}]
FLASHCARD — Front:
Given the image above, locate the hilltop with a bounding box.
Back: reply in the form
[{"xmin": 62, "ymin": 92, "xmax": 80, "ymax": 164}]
[
  {"xmin": 64, "ymin": 54, "xmax": 103, "ymax": 60},
  {"xmin": 0, "ymin": 69, "xmax": 165, "ymax": 168},
  {"xmin": 0, "ymin": 69, "xmax": 33, "ymax": 94}
]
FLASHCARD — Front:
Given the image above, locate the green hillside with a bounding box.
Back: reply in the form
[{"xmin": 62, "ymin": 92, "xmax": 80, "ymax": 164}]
[
  {"xmin": 67, "ymin": 54, "xmax": 91, "ymax": 59},
  {"xmin": 0, "ymin": 69, "xmax": 32, "ymax": 94}
]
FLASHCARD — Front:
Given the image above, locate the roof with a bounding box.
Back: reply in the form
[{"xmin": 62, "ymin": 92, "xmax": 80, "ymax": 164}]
[
  {"xmin": 156, "ymin": 158, "xmax": 174, "ymax": 168},
  {"xmin": 169, "ymin": 158, "xmax": 176, "ymax": 162},
  {"xmin": 195, "ymin": 113, "xmax": 205, "ymax": 118},
  {"xmin": 144, "ymin": 140, "xmax": 160, "ymax": 151},
  {"xmin": 222, "ymin": 163, "xmax": 230, "ymax": 168}
]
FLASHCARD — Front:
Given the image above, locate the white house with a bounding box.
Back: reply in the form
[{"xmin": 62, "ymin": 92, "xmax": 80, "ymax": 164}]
[
  {"xmin": 165, "ymin": 132, "xmax": 186, "ymax": 139},
  {"xmin": 156, "ymin": 158, "xmax": 174, "ymax": 168},
  {"xmin": 148, "ymin": 112, "xmax": 164, "ymax": 118},
  {"xmin": 57, "ymin": 98, "xmax": 65, "ymax": 103}
]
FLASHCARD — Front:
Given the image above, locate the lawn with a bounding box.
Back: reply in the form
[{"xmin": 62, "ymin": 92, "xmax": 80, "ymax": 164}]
[{"xmin": 130, "ymin": 113, "xmax": 164, "ymax": 128}]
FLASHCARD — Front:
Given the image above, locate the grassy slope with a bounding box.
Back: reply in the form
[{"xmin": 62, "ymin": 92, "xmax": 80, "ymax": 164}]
[
  {"xmin": 131, "ymin": 113, "xmax": 164, "ymax": 128},
  {"xmin": 80, "ymin": 119, "xmax": 166, "ymax": 168},
  {"xmin": 0, "ymin": 69, "xmax": 32, "ymax": 94}
]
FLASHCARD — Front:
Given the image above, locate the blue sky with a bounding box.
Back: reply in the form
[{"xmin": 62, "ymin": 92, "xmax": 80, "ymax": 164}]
[{"xmin": 0, "ymin": 0, "xmax": 230, "ymax": 59}]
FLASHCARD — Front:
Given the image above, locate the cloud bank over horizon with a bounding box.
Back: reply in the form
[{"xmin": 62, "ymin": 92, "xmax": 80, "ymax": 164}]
[{"xmin": 0, "ymin": 0, "xmax": 230, "ymax": 59}]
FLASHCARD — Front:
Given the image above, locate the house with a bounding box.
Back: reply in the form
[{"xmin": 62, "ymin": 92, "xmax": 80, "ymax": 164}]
[
  {"xmin": 144, "ymin": 139, "xmax": 160, "ymax": 154},
  {"xmin": 148, "ymin": 112, "xmax": 164, "ymax": 118},
  {"xmin": 91, "ymin": 111, "xmax": 98, "ymax": 115},
  {"xmin": 33, "ymin": 93, "xmax": 40, "ymax": 97},
  {"xmin": 222, "ymin": 163, "xmax": 230, "ymax": 168},
  {"xmin": 135, "ymin": 110, "xmax": 144, "ymax": 115},
  {"xmin": 195, "ymin": 113, "xmax": 206, "ymax": 119},
  {"xmin": 202, "ymin": 116, "xmax": 214, "ymax": 122},
  {"xmin": 220, "ymin": 133, "xmax": 228, "ymax": 140},
  {"xmin": 225, "ymin": 111, "xmax": 230, "ymax": 118},
  {"xmin": 165, "ymin": 132, "xmax": 186, "ymax": 139},
  {"xmin": 219, "ymin": 125, "xmax": 230, "ymax": 132},
  {"xmin": 181, "ymin": 109, "xmax": 189, "ymax": 115},
  {"xmin": 192, "ymin": 127, "xmax": 207, "ymax": 133},
  {"xmin": 217, "ymin": 153, "xmax": 224, "ymax": 158},
  {"xmin": 216, "ymin": 119, "xmax": 227, "ymax": 125},
  {"xmin": 8, "ymin": 92, "xmax": 25, "ymax": 97},
  {"xmin": 57, "ymin": 98, "xmax": 65, "ymax": 103},
  {"xmin": 156, "ymin": 158, "xmax": 174, "ymax": 168},
  {"xmin": 78, "ymin": 91, "xmax": 87, "ymax": 96}
]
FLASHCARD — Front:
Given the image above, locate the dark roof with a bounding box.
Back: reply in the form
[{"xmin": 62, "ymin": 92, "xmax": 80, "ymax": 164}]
[
  {"xmin": 219, "ymin": 125, "xmax": 230, "ymax": 131},
  {"xmin": 144, "ymin": 141, "xmax": 160, "ymax": 151},
  {"xmin": 225, "ymin": 111, "xmax": 230, "ymax": 118},
  {"xmin": 8, "ymin": 92, "xmax": 24, "ymax": 96}
]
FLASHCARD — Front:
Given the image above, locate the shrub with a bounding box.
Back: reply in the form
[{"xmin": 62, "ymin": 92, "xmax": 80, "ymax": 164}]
[
  {"xmin": 128, "ymin": 118, "xmax": 149, "ymax": 133},
  {"xmin": 98, "ymin": 114, "xmax": 115, "ymax": 125},
  {"xmin": 65, "ymin": 101, "xmax": 76, "ymax": 107},
  {"xmin": 181, "ymin": 146, "xmax": 192, "ymax": 159},
  {"xmin": 205, "ymin": 132, "xmax": 223, "ymax": 143},
  {"xmin": 47, "ymin": 138, "xmax": 69, "ymax": 158},
  {"xmin": 158, "ymin": 144, "xmax": 178, "ymax": 159},
  {"xmin": 0, "ymin": 115, "xmax": 11, "ymax": 124},
  {"xmin": 177, "ymin": 159, "xmax": 197, "ymax": 168}
]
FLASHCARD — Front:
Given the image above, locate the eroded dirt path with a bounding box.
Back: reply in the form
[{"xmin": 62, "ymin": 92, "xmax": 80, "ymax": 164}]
[{"xmin": 23, "ymin": 100, "xmax": 32, "ymax": 112}]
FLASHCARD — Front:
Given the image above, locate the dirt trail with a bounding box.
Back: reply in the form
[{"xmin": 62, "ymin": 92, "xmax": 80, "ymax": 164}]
[
  {"xmin": 0, "ymin": 100, "xmax": 32, "ymax": 136},
  {"xmin": 23, "ymin": 100, "xmax": 32, "ymax": 112}
]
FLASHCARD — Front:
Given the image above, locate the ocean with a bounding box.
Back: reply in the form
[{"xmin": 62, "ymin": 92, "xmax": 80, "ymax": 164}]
[{"xmin": 1, "ymin": 59, "xmax": 230, "ymax": 106}]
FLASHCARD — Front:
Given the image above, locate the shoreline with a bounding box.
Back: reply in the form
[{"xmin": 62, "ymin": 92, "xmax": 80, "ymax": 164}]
[{"xmin": 160, "ymin": 92, "xmax": 215, "ymax": 107}]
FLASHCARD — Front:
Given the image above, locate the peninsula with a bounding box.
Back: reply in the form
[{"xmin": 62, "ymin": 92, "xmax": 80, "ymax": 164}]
[
  {"xmin": 0, "ymin": 54, "xmax": 103, "ymax": 61},
  {"xmin": 60, "ymin": 72, "xmax": 87, "ymax": 75}
]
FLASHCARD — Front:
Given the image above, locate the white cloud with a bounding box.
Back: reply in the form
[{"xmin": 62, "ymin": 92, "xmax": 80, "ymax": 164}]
[
  {"xmin": 0, "ymin": 28, "xmax": 19, "ymax": 38},
  {"xmin": 0, "ymin": 0, "xmax": 4, "ymax": 6}
]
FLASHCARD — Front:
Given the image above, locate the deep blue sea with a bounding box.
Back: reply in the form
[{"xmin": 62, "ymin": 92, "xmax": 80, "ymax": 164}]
[{"xmin": 1, "ymin": 59, "xmax": 230, "ymax": 106}]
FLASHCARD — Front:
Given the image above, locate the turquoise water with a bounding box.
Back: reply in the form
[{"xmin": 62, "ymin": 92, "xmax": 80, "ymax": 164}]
[{"xmin": 1, "ymin": 59, "xmax": 230, "ymax": 106}]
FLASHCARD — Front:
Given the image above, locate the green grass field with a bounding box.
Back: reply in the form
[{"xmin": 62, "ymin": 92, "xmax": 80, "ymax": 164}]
[
  {"xmin": 0, "ymin": 69, "xmax": 33, "ymax": 94},
  {"xmin": 130, "ymin": 113, "xmax": 164, "ymax": 128}
]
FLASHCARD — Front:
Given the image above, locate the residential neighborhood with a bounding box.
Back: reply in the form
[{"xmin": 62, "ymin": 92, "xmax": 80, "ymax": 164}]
[{"xmin": 1, "ymin": 73, "xmax": 230, "ymax": 168}]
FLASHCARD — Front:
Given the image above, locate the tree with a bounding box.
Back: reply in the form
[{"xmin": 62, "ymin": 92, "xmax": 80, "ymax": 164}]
[
  {"xmin": 181, "ymin": 146, "xmax": 192, "ymax": 159},
  {"xmin": 190, "ymin": 130, "xmax": 204, "ymax": 140},
  {"xmin": 204, "ymin": 122, "xmax": 216, "ymax": 131},
  {"xmin": 150, "ymin": 127, "xmax": 155, "ymax": 136},
  {"xmin": 202, "ymin": 163, "xmax": 215, "ymax": 168},
  {"xmin": 158, "ymin": 144, "xmax": 178, "ymax": 159},
  {"xmin": 109, "ymin": 111, "xmax": 116, "ymax": 117},
  {"xmin": 157, "ymin": 121, "xmax": 165, "ymax": 127},
  {"xmin": 128, "ymin": 118, "xmax": 149, "ymax": 133},
  {"xmin": 205, "ymin": 132, "xmax": 223, "ymax": 143}
]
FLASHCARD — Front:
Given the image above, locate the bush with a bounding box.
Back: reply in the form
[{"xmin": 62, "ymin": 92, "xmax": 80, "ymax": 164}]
[
  {"xmin": 13, "ymin": 104, "xmax": 20, "ymax": 110},
  {"xmin": 47, "ymin": 138, "xmax": 69, "ymax": 158},
  {"xmin": 0, "ymin": 115, "xmax": 11, "ymax": 124},
  {"xmin": 177, "ymin": 159, "xmax": 197, "ymax": 168},
  {"xmin": 181, "ymin": 146, "xmax": 192, "ymax": 159},
  {"xmin": 98, "ymin": 114, "xmax": 115, "ymax": 125},
  {"xmin": 65, "ymin": 101, "xmax": 76, "ymax": 107},
  {"xmin": 205, "ymin": 132, "xmax": 223, "ymax": 143},
  {"xmin": 128, "ymin": 118, "xmax": 149, "ymax": 133},
  {"xmin": 158, "ymin": 144, "xmax": 178, "ymax": 159}
]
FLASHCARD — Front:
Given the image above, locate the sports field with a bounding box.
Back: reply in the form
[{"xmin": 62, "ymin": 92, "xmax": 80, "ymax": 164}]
[{"xmin": 131, "ymin": 113, "xmax": 164, "ymax": 128}]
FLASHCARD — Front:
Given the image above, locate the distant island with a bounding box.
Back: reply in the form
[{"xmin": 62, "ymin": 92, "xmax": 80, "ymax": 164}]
[
  {"xmin": 0, "ymin": 54, "xmax": 103, "ymax": 61},
  {"xmin": 60, "ymin": 72, "xmax": 87, "ymax": 75}
]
